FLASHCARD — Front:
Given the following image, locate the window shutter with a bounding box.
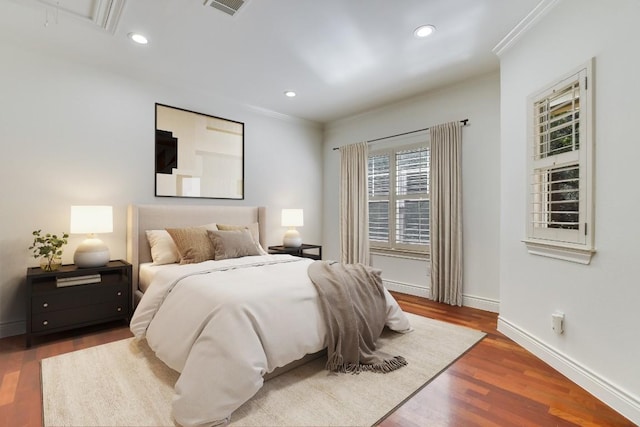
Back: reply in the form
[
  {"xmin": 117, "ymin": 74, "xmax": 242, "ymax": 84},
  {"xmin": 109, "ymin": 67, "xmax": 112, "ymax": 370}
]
[
  {"xmin": 368, "ymin": 154, "xmax": 390, "ymax": 243},
  {"xmin": 367, "ymin": 143, "xmax": 429, "ymax": 253},
  {"xmin": 368, "ymin": 154, "xmax": 390, "ymax": 197},
  {"xmin": 395, "ymin": 148, "xmax": 429, "ymax": 194},
  {"xmin": 530, "ymin": 73, "xmax": 585, "ymax": 244},
  {"xmin": 395, "ymin": 148, "xmax": 429, "ymax": 245},
  {"xmin": 368, "ymin": 201, "xmax": 389, "ymax": 242},
  {"xmin": 535, "ymin": 80, "xmax": 581, "ymax": 160},
  {"xmin": 525, "ymin": 59, "xmax": 594, "ymax": 264}
]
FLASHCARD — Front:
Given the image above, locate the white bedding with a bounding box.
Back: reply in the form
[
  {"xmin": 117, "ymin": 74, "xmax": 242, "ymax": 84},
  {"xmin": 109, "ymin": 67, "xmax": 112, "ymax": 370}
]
[
  {"xmin": 130, "ymin": 254, "xmax": 411, "ymax": 427},
  {"xmin": 138, "ymin": 262, "xmax": 179, "ymax": 293}
]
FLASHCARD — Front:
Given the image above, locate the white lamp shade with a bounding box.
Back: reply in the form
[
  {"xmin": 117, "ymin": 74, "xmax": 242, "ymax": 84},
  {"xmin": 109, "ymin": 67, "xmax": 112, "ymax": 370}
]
[
  {"xmin": 70, "ymin": 206, "xmax": 113, "ymax": 234},
  {"xmin": 281, "ymin": 209, "xmax": 303, "ymax": 227}
]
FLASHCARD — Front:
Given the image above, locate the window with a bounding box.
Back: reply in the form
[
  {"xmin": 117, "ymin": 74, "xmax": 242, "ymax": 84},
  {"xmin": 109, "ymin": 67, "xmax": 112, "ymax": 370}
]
[
  {"xmin": 368, "ymin": 141, "xmax": 429, "ymax": 255},
  {"xmin": 524, "ymin": 59, "xmax": 594, "ymax": 264}
]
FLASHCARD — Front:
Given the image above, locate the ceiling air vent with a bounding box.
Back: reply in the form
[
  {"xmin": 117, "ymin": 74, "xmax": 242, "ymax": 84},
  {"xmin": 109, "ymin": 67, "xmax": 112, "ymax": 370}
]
[{"xmin": 203, "ymin": 0, "xmax": 248, "ymax": 17}]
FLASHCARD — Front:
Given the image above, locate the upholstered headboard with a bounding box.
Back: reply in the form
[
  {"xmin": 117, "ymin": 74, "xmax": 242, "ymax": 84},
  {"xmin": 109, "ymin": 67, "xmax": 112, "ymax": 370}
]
[{"xmin": 126, "ymin": 204, "xmax": 267, "ymax": 305}]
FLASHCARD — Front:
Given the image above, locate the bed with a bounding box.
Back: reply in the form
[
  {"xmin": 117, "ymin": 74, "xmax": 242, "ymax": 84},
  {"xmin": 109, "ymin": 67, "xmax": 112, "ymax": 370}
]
[{"xmin": 126, "ymin": 204, "xmax": 412, "ymax": 427}]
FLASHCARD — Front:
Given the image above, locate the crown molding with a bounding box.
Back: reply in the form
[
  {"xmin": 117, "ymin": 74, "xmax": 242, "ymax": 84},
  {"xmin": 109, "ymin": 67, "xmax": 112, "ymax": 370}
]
[
  {"xmin": 493, "ymin": 0, "xmax": 560, "ymax": 57},
  {"xmin": 30, "ymin": 0, "xmax": 126, "ymax": 33}
]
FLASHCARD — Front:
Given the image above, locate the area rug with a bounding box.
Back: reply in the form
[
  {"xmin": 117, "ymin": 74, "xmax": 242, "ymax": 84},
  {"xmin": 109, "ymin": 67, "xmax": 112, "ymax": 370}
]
[{"xmin": 41, "ymin": 313, "xmax": 485, "ymax": 427}]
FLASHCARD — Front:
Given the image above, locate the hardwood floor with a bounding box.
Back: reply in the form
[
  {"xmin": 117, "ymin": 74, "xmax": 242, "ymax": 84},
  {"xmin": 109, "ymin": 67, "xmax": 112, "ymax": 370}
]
[
  {"xmin": 383, "ymin": 293, "xmax": 635, "ymax": 427},
  {"xmin": 0, "ymin": 322, "xmax": 133, "ymax": 427},
  {"xmin": 0, "ymin": 295, "xmax": 634, "ymax": 427}
]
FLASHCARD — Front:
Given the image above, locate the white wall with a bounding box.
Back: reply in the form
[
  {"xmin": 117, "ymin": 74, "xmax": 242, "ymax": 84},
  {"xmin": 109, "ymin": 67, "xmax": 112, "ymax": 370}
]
[
  {"xmin": 497, "ymin": 0, "xmax": 640, "ymax": 422},
  {"xmin": 0, "ymin": 41, "xmax": 323, "ymax": 337},
  {"xmin": 323, "ymin": 72, "xmax": 501, "ymax": 312}
]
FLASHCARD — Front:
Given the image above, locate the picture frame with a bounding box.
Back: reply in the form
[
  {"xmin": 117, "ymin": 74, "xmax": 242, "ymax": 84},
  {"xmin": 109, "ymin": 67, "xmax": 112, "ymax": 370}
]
[{"xmin": 155, "ymin": 103, "xmax": 244, "ymax": 199}]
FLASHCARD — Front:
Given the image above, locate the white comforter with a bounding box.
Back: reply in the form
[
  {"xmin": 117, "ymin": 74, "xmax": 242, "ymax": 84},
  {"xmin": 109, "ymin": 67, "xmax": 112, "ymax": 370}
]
[{"xmin": 130, "ymin": 254, "xmax": 412, "ymax": 427}]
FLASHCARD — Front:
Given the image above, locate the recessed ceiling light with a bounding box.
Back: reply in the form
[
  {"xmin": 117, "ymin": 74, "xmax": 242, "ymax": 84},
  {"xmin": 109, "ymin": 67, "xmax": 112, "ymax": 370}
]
[
  {"xmin": 413, "ymin": 25, "xmax": 436, "ymax": 38},
  {"xmin": 128, "ymin": 32, "xmax": 148, "ymax": 45},
  {"xmin": 284, "ymin": 91, "xmax": 296, "ymax": 97}
]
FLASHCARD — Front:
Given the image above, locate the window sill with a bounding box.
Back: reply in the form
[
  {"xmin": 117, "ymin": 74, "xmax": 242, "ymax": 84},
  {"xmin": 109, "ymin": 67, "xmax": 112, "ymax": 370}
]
[
  {"xmin": 523, "ymin": 239, "xmax": 595, "ymax": 265},
  {"xmin": 370, "ymin": 248, "xmax": 429, "ymax": 261}
]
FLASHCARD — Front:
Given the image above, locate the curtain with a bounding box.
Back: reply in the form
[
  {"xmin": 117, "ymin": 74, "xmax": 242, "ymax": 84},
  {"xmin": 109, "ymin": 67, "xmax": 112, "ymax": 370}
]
[
  {"xmin": 339, "ymin": 142, "xmax": 370, "ymax": 265},
  {"xmin": 429, "ymin": 122, "xmax": 463, "ymax": 306}
]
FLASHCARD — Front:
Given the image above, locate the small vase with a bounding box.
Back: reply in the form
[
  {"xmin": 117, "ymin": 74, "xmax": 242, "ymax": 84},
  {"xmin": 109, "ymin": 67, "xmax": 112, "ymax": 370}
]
[{"xmin": 40, "ymin": 257, "xmax": 62, "ymax": 271}]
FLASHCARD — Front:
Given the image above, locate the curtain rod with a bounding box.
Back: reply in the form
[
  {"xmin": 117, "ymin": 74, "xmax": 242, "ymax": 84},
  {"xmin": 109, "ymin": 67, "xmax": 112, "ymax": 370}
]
[{"xmin": 332, "ymin": 119, "xmax": 469, "ymax": 151}]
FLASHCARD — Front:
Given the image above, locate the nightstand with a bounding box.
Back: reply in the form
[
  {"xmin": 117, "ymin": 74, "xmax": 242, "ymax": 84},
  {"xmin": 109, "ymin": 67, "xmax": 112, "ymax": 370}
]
[
  {"xmin": 25, "ymin": 260, "xmax": 131, "ymax": 347},
  {"xmin": 268, "ymin": 244, "xmax": 322, "ymax": 260}
]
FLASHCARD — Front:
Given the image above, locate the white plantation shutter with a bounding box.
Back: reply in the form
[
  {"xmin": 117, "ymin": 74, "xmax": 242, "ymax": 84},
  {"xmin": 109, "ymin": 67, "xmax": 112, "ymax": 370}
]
[
  {"xmin": 368, "ymin": 154, "xmax": 390, "ymax": 243},
  {"xmin": 368, "ymin": 144, "xmax": 429, "ymax": 252},
  {"xmin": 525, "ymin": 60, "xmax": 594, "ymax": 263},
  {"xmin": 395, "ymin": 148, "xmax": 429, "ymax": 245},
  {"xmin": 531, "ymin": 164, "xmax": 580, "ymax": 231},
  {"xmin": 530, "ymin": 71, "xmax": 585, "ymax": 244}
]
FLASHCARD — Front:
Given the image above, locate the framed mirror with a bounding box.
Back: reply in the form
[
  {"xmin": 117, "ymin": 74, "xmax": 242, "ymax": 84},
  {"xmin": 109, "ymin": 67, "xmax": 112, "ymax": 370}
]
[{"xmin": 155, "ymin": 103, "xmax": 244, "ymax": 199}]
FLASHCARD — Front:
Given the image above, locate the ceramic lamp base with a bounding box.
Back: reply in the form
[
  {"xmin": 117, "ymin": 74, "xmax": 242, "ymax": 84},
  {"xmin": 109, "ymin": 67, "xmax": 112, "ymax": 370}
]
[
  {"xmin": 283, "ymin": 229, "xmax": 302, "ymax": 248},
  {"xmin": 74, "ymin": 237, "xmax": 110, "ymax": 268}
]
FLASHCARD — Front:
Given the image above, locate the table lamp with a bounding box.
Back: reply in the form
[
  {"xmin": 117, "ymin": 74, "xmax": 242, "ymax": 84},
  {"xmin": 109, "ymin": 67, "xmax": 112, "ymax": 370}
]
[
  {"xmin": 281, "ymin": 209, "xmax": 303, "ymax": 248},
  {"xmin": 70, "ymin": 205, "xmax": 113, "ymax": 268}
]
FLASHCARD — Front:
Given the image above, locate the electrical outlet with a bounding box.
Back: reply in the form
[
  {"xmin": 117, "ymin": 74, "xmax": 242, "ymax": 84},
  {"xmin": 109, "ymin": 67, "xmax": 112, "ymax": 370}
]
[{"xmin": 552, "ymin": 312, "xmax": 564, "ymax": 334}]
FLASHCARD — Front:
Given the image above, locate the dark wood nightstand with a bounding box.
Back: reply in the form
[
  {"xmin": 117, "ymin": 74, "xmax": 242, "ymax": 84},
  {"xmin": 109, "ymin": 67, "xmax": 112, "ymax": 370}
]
[
  {"xmin": 268, "ymin": 244, "xmax": 322, "ymax": 260},
  {"xmin": 25, "ymin": 260, "xmax": 131, "ymax": 347}
]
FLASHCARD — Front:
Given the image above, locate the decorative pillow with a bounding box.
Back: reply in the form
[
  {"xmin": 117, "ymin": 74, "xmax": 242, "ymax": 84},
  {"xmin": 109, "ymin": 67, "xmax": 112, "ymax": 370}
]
[
  {"xmin": 145, "ymin": 230, "xmax": 180, "ymax": 265},
  {"xmin": 216, "ymin": 223, "xmax": 267, "ymax": 255},
  {"xmin": 207, "ymin": 229, "xmax": 262, "ymax": 260},
  {"xmin": 166, "ymin": 227, "xmax": 216, "ymax": 264}
]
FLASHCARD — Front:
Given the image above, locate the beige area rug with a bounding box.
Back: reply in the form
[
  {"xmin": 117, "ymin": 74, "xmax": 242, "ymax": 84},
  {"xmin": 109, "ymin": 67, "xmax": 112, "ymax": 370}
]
[{"xmin": 41, "ymin": 313, "xmax": 485, "ymax": 427}]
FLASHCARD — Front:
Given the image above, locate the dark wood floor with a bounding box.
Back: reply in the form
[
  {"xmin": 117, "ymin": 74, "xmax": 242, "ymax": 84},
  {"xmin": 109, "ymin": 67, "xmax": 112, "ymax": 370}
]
[{"xmin": 0, "ymin": 294, "xmax": 634, "ymax": 427}]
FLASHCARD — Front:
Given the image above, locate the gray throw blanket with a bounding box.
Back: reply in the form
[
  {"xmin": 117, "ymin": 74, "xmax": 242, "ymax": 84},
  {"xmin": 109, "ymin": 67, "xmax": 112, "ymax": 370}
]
[{"xmin": 307, "ymin": 261, "xmax": 407, "ymax": 374}]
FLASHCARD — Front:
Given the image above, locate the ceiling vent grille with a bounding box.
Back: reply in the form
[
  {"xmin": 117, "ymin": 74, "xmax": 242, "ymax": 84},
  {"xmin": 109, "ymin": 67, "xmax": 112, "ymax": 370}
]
[{"xmin": 203, "ymin": 0, "xmax": 248, "ymax": 17}]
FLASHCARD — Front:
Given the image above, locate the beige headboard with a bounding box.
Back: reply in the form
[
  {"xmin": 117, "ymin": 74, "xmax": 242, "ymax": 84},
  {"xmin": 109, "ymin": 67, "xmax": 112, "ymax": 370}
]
[{"xmin": 127, "ymin": 204, "xmax": 267, "ymax": 304}]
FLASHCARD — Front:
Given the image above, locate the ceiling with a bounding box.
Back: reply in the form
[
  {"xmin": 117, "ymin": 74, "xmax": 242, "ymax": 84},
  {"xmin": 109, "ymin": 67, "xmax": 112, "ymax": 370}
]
[{"xmin": 0, "ymin": 0, "xmax": 542, "ymax": 124}]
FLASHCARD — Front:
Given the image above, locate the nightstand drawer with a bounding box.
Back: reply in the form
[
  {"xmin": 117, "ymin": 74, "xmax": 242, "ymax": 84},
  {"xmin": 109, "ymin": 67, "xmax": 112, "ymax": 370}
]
[
  {"xmin": 31, "ymin": 283, "xmax": 128, "ymax": 314},
  {"xmin": 31, "ymin": 301, "xmax": 127, "ymax": 332},
  {"xmin": 25, "ymin": 260, "xmax": 132, "ymax": 347}
]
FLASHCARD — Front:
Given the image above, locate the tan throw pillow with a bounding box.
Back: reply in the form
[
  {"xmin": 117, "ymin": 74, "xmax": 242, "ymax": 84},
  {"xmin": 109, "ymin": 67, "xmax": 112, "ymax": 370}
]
[
  {"xmin": 145, "ymin": 230, "xmax": 180, "ymax": 265},
  {"xmin": 207, "ymin": 229, "xmax": 262, "ymax": 260},
  {"xmin": 166, "ymin": 227, "xmax": 216, "ymax": 264},
  {"xmin": 216, "ymin": 223, "xmax": 267, "ymax": 255}
]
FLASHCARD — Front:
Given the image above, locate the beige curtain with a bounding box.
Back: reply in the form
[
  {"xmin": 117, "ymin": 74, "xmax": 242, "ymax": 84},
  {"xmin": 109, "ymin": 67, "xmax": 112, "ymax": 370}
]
[
  {"xmin": 339, "ymin": 142, "xmax": 370, "ymax": 265},
  {"xmin": 429, "ymin": 122, "xmax": 463, "ymax": 306}
]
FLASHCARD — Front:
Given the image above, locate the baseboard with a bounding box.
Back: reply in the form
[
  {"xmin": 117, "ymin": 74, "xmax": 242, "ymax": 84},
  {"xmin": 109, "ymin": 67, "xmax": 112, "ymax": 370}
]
[
  {"xmin": 383, "ymin": 280, "xmax": 500, "ymax": 313},
  {"xmin": 0, "ymin": 319, "xmax": 25, "ymax": 339},
  {"xmin": 383, "ymin": 279, "xmax": 429, "ymax": 298},
  {"xmin": 462, "ymin": 294, "xmax": 500, "ymax": 313},
  {"xmin": 498, "ymin": 316, "xmax": 640, "ymax": 425}
]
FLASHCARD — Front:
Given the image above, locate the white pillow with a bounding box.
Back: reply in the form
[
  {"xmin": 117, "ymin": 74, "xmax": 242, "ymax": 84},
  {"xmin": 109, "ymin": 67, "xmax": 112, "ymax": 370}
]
[{"xmin": 145, "ymin": 229, "xmax": 180, "ymax": 265}]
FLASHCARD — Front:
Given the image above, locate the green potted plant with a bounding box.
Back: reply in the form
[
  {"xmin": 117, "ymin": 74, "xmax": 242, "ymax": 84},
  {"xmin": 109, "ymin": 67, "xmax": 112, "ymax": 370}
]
[{"xmin": 29, "ymin": 230, "xmax": 69, "ymax": 271}]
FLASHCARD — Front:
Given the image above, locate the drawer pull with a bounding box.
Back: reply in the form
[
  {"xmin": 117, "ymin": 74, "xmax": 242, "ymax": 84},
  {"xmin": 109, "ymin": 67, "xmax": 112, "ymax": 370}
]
[
  {"xmin": 117, "ymin": 291, "xmax": 122, "ymax": 296},
  {"xmin": 43, "ymin": 303, "xmax": 48, "ymax": 308},
  {"xmin": 117, "ymin": 307, "xmax": 122, "ymax": 312},
  {"xmin": 43, "ymin": 320, "xmax": 48, "ymax": 326}
]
